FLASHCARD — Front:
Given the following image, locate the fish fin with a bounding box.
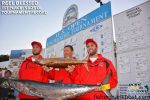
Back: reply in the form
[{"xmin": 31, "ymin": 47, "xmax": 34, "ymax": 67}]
[
  {"xmin": 103, "ymin": 90, "xmax": 116, "ymax": 100},
  {"xmin": 84, "ymin": 55, "xmax": 89, "ymax": 61},
  {"xmin": 84, "ymin": 64, "xmax": 89, "ymax": 72},
  {"xmin": 50, "ymin": 54, "xmax": 57, "ymax": 58},
  {"xmin": 83, "ymin": 55, "xmax": 89, "ymax": 72},
  {"xmin": 56, "ymin": 80, "xmax": 63, "ymax": 84}
]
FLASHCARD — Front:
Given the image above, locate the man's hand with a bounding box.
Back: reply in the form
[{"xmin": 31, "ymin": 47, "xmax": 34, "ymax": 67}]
[
  {"xmin": 95, "ymin": 83, "xmax": 102, "ymax": 91},
  {"xmin": 66, "ymin": 65, "xmax": 75, "ymax": 73},
  {"xmin": 95, "ymin": 84, "xmax": 111, "ymax": 91},
  {"xmin": 43, "ymin": 66, "xmax": 52, "ymax": 72}
]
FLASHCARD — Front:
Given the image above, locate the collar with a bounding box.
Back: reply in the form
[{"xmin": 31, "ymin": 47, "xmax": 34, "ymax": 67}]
[
  {"xmin": 87, "ymin": 54, "xmax": 104, "ymax": 66},
  {"xmin": 26, "ymin": 55, "xmax": 43, "ymax": 61}
]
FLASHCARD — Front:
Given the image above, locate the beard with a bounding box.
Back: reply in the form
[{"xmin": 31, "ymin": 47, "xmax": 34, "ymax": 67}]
[
  {"xmin": 64, "ymin": 55, "xmax": 71, "ymax": 58},
  {"xmin": 32, "ymin": 51, "xmax": 40, "ymax": 55},
  {"xmin": 88, "ymin": 49, "xmax": 97, "ymax": 56}
]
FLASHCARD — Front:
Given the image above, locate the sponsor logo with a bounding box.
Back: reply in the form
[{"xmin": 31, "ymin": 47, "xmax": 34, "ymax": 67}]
[
  {"xmin": 127, "ymin": 83, "xmax": 149, "ymax": 93},
  {"xmin": 90, "ymin": 25, "xmax": 102, "ymax": 32}
]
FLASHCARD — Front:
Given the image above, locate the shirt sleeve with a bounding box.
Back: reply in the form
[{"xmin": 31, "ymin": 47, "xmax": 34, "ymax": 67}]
[
  {"xmin": 68, "ymin": 65, "xmax": 82, "ymax": 84},
  {"xmin": 46, "ymin": 68, "xmax": 55, "ymax": 80}
]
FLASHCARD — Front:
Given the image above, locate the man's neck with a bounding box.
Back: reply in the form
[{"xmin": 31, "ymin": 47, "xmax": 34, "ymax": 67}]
[
  {"xmin": 89, "ymin": 53, "xmax": 98, "ymax": 58},
  {"xmin": 64, "ymin": 56, "xmax": 72, "ymax": 58},
  {"xmin": 33, "ymin": 55, "xmax": 40, "ymax": 59}
]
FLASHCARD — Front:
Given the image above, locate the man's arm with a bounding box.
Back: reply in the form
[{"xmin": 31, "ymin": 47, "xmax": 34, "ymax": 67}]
[{"xmin": 107, "ymin": 61, "xmax": 118, "ymax": 89}]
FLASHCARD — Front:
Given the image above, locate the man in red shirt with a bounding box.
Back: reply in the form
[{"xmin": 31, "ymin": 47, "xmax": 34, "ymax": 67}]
[
  {"xmin": 18, "ymin": 41, "xmax": 49, "ymax": 99},
  {"xmin": 46, "ymin": 45, "xmax": 75, "ymax": 83},
  {"xmin": 68, "ymin": 39, "xmax": 118, "ymax": 100}
]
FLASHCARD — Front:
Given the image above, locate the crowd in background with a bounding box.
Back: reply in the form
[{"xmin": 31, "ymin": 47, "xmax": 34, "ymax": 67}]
[{"xmin": 0, "ymin": 68, "xmax": 16, "ymax": 100}]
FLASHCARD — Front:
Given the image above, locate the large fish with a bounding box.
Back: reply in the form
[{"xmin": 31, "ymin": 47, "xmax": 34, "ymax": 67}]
[
  {"xmin": 32, "ymin": 58, "xmax": 87, "ymax": 68},
  {"xmin": 0, "ymin": 78, "xmax": 100, "ymax": 100}
]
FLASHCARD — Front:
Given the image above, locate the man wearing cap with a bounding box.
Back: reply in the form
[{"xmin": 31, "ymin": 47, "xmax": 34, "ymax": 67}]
[
  {"xmin": 18, "ymin": 41, "xmax": 49, "ymax": 99},
  {"xmin": 68, "ymin": 38, "xmax": 118, "ymax": 100}
]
